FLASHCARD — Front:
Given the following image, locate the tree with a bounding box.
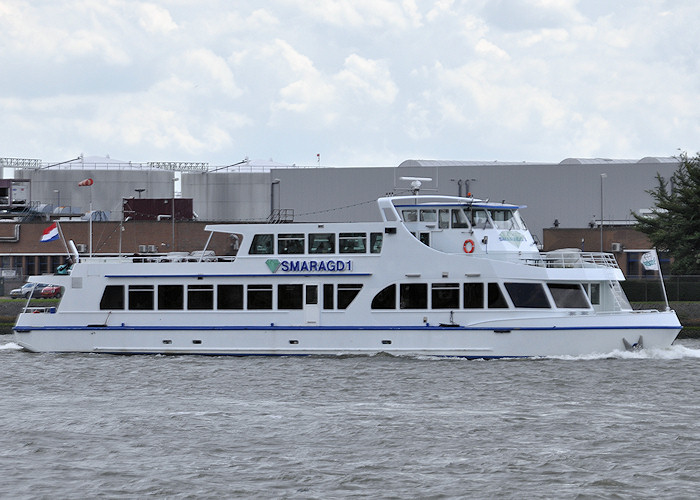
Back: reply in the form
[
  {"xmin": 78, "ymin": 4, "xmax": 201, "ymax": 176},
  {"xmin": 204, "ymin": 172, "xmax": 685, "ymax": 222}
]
[{"xmin": 634, "ymin": 151, "xmax": 700, "ymax": 274}]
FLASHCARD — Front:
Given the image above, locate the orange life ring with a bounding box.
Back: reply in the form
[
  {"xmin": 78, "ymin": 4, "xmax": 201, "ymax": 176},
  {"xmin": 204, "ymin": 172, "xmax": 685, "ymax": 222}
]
[{"xmin": 463, "ymin": 239, "xmax": 475, "ymax": 253}]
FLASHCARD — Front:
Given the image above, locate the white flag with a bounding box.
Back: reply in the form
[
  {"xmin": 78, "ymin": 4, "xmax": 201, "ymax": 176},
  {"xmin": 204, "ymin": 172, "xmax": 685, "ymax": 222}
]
[{"xmin": 641, "ymin": 251, "xmax": 659, "ymax": 271}]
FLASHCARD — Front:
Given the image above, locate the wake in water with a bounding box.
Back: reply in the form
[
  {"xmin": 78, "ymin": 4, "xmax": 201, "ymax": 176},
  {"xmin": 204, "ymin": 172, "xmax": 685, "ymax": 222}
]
[
  {"xmin": 546, "ymin": 342, "xmax": 700, "ymax": 361},
  {"xmin": 0, "ymin": 341, "xmax": 22, "ymax": 351}
]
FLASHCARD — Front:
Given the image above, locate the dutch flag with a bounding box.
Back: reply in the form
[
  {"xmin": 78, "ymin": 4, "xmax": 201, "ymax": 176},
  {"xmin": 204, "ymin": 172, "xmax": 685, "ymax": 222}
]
[{"xmin": 40, "ymin": 222, "xmax": 59, "ymax": 243}]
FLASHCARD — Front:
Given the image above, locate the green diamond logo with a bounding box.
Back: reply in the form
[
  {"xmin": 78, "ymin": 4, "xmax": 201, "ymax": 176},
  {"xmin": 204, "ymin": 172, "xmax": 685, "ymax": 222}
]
[{"xmin": 266, "ymin": 259, "xmax": 281, "ymax": 273}]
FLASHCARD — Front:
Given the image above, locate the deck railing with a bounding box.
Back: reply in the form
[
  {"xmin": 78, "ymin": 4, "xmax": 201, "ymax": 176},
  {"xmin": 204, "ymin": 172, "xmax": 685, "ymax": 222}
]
[{"xmin": 525, "ymin": 251, "xmax": 620, "ymax": 270}]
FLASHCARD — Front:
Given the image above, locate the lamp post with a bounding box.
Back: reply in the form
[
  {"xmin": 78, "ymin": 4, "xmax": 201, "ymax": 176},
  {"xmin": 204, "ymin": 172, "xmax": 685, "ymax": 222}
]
[
  {"xmin": 135, "ymin": 188, "xmax": 145, "ymax": 198},
  {"xmin": 600, "ymin": 173, "xmax": 607, "ymax": 253}
]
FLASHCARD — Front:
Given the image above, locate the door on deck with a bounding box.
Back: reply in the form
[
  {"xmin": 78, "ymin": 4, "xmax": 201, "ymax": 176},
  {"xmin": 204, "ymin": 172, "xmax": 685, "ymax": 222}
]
[{"xmin": 305, "ymin": 284, "xmax": 320, "ymax": 325}]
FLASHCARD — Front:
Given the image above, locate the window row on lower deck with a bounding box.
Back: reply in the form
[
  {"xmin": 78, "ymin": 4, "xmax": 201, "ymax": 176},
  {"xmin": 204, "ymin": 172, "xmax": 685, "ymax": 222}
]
[
  {"xmin": 100, "ymin": 283, "xmax": 364, "ymax": 311},
  {"xmin": 100, "ymin": 281, "xmax": 595, "ymax": 312},
  {"xmin": 371, "ymin": 282, "xmax": 593, "ymax": 310}
]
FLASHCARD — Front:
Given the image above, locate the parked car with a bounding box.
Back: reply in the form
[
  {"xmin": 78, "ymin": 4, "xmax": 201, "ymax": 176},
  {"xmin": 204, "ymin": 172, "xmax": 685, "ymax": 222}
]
[
  {"xmin": 9, "ymin": 283, "xmax": 49, "ymax": 299},
  {"xmin": 40, "ymin": 285, "xmax": 63, "ymax": 299}
]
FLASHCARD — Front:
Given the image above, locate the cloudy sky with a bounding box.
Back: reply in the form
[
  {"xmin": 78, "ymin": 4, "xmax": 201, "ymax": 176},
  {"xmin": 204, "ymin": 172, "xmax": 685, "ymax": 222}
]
[{"xmin": 1, "ymin": 0, "xmax": 698, "ymax": 167}]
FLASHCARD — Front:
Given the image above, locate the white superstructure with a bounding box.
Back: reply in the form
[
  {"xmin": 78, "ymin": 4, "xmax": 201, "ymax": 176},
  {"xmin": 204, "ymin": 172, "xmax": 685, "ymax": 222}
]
[{"xmin": 13, "ymin": 194, "xmax": 681, "ymax": 357}]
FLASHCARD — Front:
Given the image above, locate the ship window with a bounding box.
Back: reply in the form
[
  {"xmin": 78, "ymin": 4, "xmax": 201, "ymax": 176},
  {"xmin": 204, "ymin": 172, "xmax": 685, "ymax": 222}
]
[
  {"xmin": 372, "ymin": 284, "xmax": 396, "ymax": 309},
  {"xmin": 438, "ymin": 209, "xmax": 450, "ymax": 229},
  {"xmin": 491, "ymin": 209, "xmax": 520, "ymax": 230},
  {"xmin": 487, "ymin": 283, "xmax": 508, "ymax": 308},
  {"xmin": 471, "ymin": 209, "xmax": 493, "ymax": 229},
  {"xmin": 339, "ymin": 233, "xmax": 366, "ymax": 253},
  {"xmin": 250, "ymin": 234, "xmax": 274, "ymax": 255},
  {"xmin": 278, "ymin": 284, "xmax": 303, "ymax": 309},
  {"xmin": 505, "ymin": 283, "xmax": 550, "ymax": 308},
  {"xmin": 323, "ymin": 284, "xmax": 334, "ymax": 309},
  {"xmin": 129, "ymin": 285, "xmax": 154, "ymax": 310},
  {"xmin": 278, "ymin": 234, "xmax": 304, "ymax": 254},
  {"xmin": 158, "ymin": 284, "xmax": 183, "ymax": 310},
  {"xmin": 548, "ymin": 284, "xmax": 590, "ymax": 308},
  {"xmin": 188, "ymin": 284, "xmax": 213, "ymax": 310},
  {"xmin": 588, "ymin": 283, "xmax": 601, "ymax": 305},
  {"xmin": 420, "ymin": 209, "xmax": 437, "ymax": 222},
  {"xmin": 432, "ymin": 283, "xmax": 459, "ymax": 309},
  {"xmin": 309, "ymin": 233, "xmax": 335, "ymax": 254},
  {"xmin": 370, "ymin": 232, "xmax": 383, "ymax": 253},
  {"xmin": 218, "ymin": 284, "xmax": 243, "ymax": 309},
  {"xmin": 400, "ymin": 283, "xmax": 427, "ymax": 309},
  {"xmin": 247, "ymin": 284, "xmax": 272, "ymax": 310},
  {"xmin": 338, "ymin": 284, "xmax": 363, "ymax": 309},
  {"xmin": 402, "ymin": 209, "xmax": 417, "ymax": 222},
  {"xmin": 100, "ymin": 285, "xmax": 124, "ymax": 310},
  {"xmin": 464, "ymin": 283, "xmax": 484, "ymax": 309},
  {"xmin": 451, "ymin": 209, "xmax": 469, "ymax": 228},
  {"xmin": 306, "ymin": 285, "xmax": 318, "ymax": 305}
]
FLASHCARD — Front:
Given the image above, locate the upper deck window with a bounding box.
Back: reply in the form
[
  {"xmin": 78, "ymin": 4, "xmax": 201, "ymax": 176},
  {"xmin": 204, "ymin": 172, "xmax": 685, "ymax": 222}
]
[
  {"xmin": 471, "ymin": 209, "xmax": 493, "ymax": 229},
  {"xmin": 278, "ymin": 234, "xmax": 304, "ymax": 254},
  {"xmin": 490, "ymin": 209, "xmax": 521, "ymax": 230},
  {"xmin": 402, "ymin": 209, "xmax": 418, "ymax": 222},
  {"xmin": 339, "ymin": 233, "xmax": 366, "ymax": 253},
  {"xmin": 438, "ymin": 209, "xmax": 450, "ymax": 229},
  {"xmin": 451, "ymin": 209, "xmax": 469, "ymax": 228},
  {"xmin": 309, "ymin": 233, "xmax": 335, "ymax": 254},
  {"xmin": 370, "ymin": 232, "xmax": 383, "ymax": 253},
  {"xmin": 250, "ymin": 234, "xmax": 274, "ymax": 254},
  {"xmin": 420, "ymin": 209, "xmax": 437, "ymax": 222}
]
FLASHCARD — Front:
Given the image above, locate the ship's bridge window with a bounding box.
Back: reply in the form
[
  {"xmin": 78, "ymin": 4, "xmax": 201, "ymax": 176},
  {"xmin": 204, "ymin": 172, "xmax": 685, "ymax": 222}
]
[
  {"xmin": 100, "ymin": 285, "xmax": 124, "ymax": 310},
  {"xmin": 438, "ymin": 209, "xmax": 450, "ymax": 229},
  {"xmin": 339, "ymin": 233, "xmax": 366, "ymax": 253},
  {"xmin": 451, "ymin": 209, "xmax": 469, "ymax": 228},
  {"xmin": 420, "ymin": 209, "xmax": 437, "ymax": 222},
  {"xmin": 278, "ymin": 234, "xmax": 304, "ymax": 254},
  {"xmin": 471, "ymin": 209, "xmax": 493, "ymax": 229},
  {"xmin": 490, "ymin": 209, "xmax": 521, "ymax": 230},
  {"xmin": 402, "ymin": 209, "xmax": 418, "ymax": 222},
  {"xmin": 504, "ymin": 283, "xmax": 550, "ymax": 308},
  {"xmin": 309, "ymin": 233, "xmax": 335, "ymax": 254},
  {"xmin": 250, "ymin": 234, "xmax": 274, "ymax": 255},
  {"xmin": 548, "ymin": 283, "xmax": 590, "ymax": 308},
  {"xmin": 370, "ymin": 232, "xmax": 383, "ymax": 253},
  {"xmin": 129, "ymin": 285, "xmax": 154, "ymax": 310}
]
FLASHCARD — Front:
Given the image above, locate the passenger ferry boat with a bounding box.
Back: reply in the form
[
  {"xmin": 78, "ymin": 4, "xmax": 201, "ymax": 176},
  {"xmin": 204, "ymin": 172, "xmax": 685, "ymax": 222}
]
[{"xmin": 13, "ymin": 193, "xmax": 681, "ymax": 357}]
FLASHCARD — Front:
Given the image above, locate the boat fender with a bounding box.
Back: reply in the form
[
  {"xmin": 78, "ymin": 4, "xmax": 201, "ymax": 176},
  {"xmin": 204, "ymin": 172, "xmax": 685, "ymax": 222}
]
[{"xmin": 463, "ymin": 239, "xmax": 475, "ymax": 253}]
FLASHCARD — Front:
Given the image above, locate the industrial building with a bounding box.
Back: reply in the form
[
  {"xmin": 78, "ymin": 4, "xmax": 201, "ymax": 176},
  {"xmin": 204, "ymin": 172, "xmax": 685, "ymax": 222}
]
[{"xmin": 0, "ymin": 154, "xmax": 681, "ymax": 288}]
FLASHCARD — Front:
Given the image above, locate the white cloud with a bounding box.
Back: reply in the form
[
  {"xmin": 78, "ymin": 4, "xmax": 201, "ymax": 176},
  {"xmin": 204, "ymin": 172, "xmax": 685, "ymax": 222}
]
[
  {"xmin": 1, "ymin": 0, "xmax": 699, "ymax": 166},
  {"xmin": 137, "ymin": 3, "xmax": 178, "ymax": 34}
]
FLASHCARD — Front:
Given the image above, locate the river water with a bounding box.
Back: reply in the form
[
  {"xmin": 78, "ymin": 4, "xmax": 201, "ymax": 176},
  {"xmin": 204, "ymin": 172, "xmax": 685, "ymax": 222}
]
[{"xmin": 2, "ymin": 336, "xmax": 700, "ymax": 499}]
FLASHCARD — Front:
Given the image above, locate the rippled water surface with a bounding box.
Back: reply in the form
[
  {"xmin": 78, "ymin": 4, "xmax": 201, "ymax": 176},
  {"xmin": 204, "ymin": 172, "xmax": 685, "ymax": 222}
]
[{"xmin": 2, "ymin": 336, "xmax": 700, "ymax": 499}]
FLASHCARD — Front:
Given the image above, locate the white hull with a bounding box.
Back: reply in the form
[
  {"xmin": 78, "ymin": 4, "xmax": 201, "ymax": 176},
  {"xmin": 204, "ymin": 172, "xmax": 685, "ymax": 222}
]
[{"xmin": 15, "ymin": 311, "xmax": 680, "ymax": 357}]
